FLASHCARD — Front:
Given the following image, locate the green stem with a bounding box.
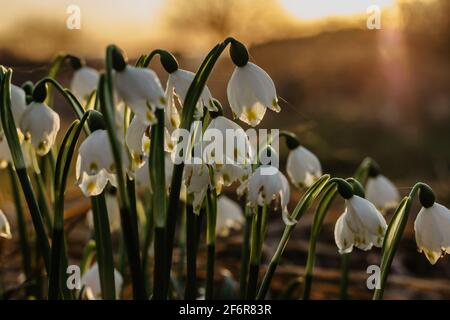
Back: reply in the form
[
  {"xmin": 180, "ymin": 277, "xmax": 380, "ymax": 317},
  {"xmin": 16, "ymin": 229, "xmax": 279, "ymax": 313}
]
[
  {"xmin": 33, "ymin": 170, "xmax": 53, "ymax": 232},
  {"xmin": 339, "ymin": 253, "xmax": 351, "ymax": 300},
  {"xmin": 142, "ymin": 191, "xmax": 154, "ymax": 295},
  {"xmin": 239, "ymin": 205, "xmax": 253, "ymax": 299},
  {"xmin": 205, "ymin": 188, "xmax": 217, "ymax": 300},
  {"xmin": 184, "ymin": 203, "xmax": 198, "ymax": 299},
  {"xmin": 256, "ymin": 175, "xmax": 330, "ymax": 300},
  {"xmin": 246, "ymin": 205, "xmax": 265, "ymax": 300}
]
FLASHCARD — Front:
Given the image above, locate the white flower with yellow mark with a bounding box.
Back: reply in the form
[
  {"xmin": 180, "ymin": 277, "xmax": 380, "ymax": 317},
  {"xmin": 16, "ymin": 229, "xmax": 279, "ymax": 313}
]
[
  {"xmin": 70, "ymin": 57, "xmax": 99, "ymax": 104},
  {"xmin": 20, "ymin": 101, "xmax": 60, "ymax": 156},
  {"xmin": 184, "ymin": 163, "xmax": 212, "ymax": 213},
  {"xmin": 125, "ymin": 116, "xmax": 150, "ymax": 170},
  {"xmin": 0, "ymin": 210, "xmax": 12, "ymax": 239},
  {"xmin": 76, "ymin": 129, "xmax": 120, "ymax": 197},
  {"xmin": 216, "ymin": 195, "xmax": 244, "ymax": 237},
  {"xmin": 334, "ymin": 195, "xmax": 387, "ymax": 254},
  {"xmin": 286, "ymin": 145, "xmax": 322, "ymax": 188},
  {"xmin": 81, "ymin": 263, "xmax": 123, "ymax": 300}
]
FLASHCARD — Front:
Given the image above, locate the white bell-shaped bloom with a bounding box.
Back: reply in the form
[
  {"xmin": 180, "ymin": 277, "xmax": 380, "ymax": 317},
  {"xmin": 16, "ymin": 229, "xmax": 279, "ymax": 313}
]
[
  {"xmin": 365, "ymin": 174, "xmax": 400, "ymax": 211},
  {"xmin": 86, "ymin": 194, "xmax": 121, "ymax": 232},
  {"xmin": 227, "ymin": 62, "xmax": 279, "ymax": 127},
  {"xmin": 81, "ymin": 263, "xmax": 123, "ymax": 300},
  {"xmin": 125, "ymin": 116, "xmax": 150, "ymax": 170},
  {"xmin": 76, "ymin": 130, "xmax": 120, "ymax": 197},
  {"xmin": 184, "ymin": 163, "xmax": 212, "ymax": 213},
  {"xmin": 114, "ymin": 66, "xmax": 165, "ymax": 125},
  {"xmin": 247, "ymin": 165, "xmax": 291, "ymax": 224},
  {"xmin": 0, "ymin": 210, "xmax": 12, "ymax": 239},
  {"xmin": 216, "ymin": 195, "xmax": 244, "ymax": 237},
  {"xmin": 10, "ymin": 84, "xmax": 27, "ymax": 125},
  {"xmin": 214, "ymin": 162, "xmax": 252, "ymax": 194},
  {"xmin": 334, "ymin": 195, "xmax": 387, "ymax": 254},
  {"xmin": 204, "ymin": 115, "xmax": 253, "ymax": 165},
  {"xmin": 414, "ymin": 203, "xmax": 450, "ymax": 264},
  {"xmin": 286, "ymin": 145, "xmax": 322, "ymax": 188},
  {"xmin": 20, "ymin": 101, "xmax": 60, "ymax": 156},
  {"xmin": 166, "ymin": 69, "xmax": 217, "ymax": 121},
  {"xmin": 70, "ymin": 66, "xmax": 99, "ymax": 103}
]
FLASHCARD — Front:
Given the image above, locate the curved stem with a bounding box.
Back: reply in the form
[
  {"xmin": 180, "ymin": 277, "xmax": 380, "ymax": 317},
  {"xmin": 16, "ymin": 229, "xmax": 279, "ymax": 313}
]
[{"xmin": 205, "ymin": 188, "xmax": 217, "ymax": 300}]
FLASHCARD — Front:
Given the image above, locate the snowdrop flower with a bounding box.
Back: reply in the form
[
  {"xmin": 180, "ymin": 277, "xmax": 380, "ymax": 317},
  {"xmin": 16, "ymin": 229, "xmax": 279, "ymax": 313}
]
[
  {"xmin": 166, "ymin": 68, "xmax": 217, "ymax": 121},
  {"xmin": 10, "ymin": 84, "xmax": 27, "ymax": 124},
  {"xmin": 227, "ymin": 39, "xmax": 280, "ymax": 127},
  {"xmin": 69, "ymin": 56, "xmax": 99, "ymax": 104},
  {"xmin": 86, "ymin": 194, "xmax": 121, "ymax": 232},
  {"xmin": 216, "ymin": 195, "xmax": 244, "ymax": 237},
  {"xmin": 81, "ymin": 263, "xmax": 123, "ymax": 300},
  {"xmin": 112, "ymin": 48, "xmax": 165, "ymax": 126},
  {"xmin": 184, "ymin": 163, "xmax": 212, "ymax": 213},
  {"xmin": 214, "ymin": 162, "xmax": 252, "ymax": 194},
  {"xmin": 365, "ymin": 165, "xmax": 399, "ymax": 211},
  {"xmin": 76, "ymin": 129, "xmax": 120, "ymax": 197},
  {"xmin": 125, "ymin": 116, "xmax": 150, "ymax": 169},
  {"xmin": 0, "ymin": 210, "xmax": 12, "ymax": 239},
  {"xmin": 287, "ymin": 146, "xmax": 322, "ymax": 188},
  {"xmin": 334, "ymin": 182, "xmax": 387, "ymax": 254},
  {"xmin": 247, "ymin": 164, "xmax": 291, "ymax": 225},
  {"xmin": 20, "ymin": 98, "xmax": 60, "ymax": 156},
  {"xmin": 414, "ymin": 186, "xmax": 450, "ymax": 264}
]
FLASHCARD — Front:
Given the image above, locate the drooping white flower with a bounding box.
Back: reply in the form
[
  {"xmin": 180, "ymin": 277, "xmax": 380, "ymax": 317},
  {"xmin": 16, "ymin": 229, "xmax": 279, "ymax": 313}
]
[
  {"xmin": 334, "ymin": 195, "xmax": 387, "ymax": 254},
  {"xmin": 76, "ymin": 130, "xmax": 121, "ymax": 197},
  {"xmin": 20, "ymin": 101, "xmax": 60, "ymax": 156},
  {"xmin": 216, "ymin": 195, "xmax": 244, "ymax": 237},
  {"xmin": 227, "ymin": 62, "xmax": 279, "ymax": 127},
  {"xmin": 166, "ymin": 69, "xmax": 217, "ymax": 121},
  {"xmin": 247, "ymin": 165, "xmax": 291, "ymax": 224},
  {"xmin": 86, "ymin": 194, "xmax": 121, "ymax": 232},
  {"xmin": 214, "ymin": 162, "xmax": 252, "ymax": 194},
  {"xmin": 81, "ymin": 263, "xmax": 123, "ymax": 300},
  {"xmin": 203, "ymin": 115, "xmax": 253, "ymax": 165},
  {"xmin": 0, "ymin": 210, "xmax": 12, "ymax": 239},
  {"xmin": 184, "ymin": 163, "xmax": 212, "ymax": 213},
  {"xmin": 286, "ymin": 145, "xmax": 322, "ymax": 188},
  {"xmin": 10, "ymin": 84, "xmax": 27, "ymax": 125},
  {"xmin": 414, "ymin": 202, "xmax": 450, "ymax": 264},
  {"xmin": 70, "ymin": 66, "xmax": 99, "ymax": 104},
  {"xmin": 114, "ymin": 65, "xmax": 165, "ymax": 126},
  {"xmin": 365, "ymin": 174, "xmax": 400, "ymax": 211},
  {"xmin": 125, "ymin": 116, "xmax": 150, "ymax": 170}
]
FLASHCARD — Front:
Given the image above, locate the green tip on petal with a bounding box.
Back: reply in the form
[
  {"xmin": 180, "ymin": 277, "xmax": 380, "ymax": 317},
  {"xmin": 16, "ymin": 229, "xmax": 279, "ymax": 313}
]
[
  {"xmin": 229, "ymin": 39, "xmax": 249, "ymax": 67},
  {"xmin": 32, "ymin": 82, "xmax": 47, "ymax": 103},
  {"xmin": 346, "ymin": 177, "xmax": 365, "ymax": 198},
  {"xmin": 419, "ymin": 184, "xmax": 435, "ymax": 208},
  {"xmin": 111, "ymin": 47, "xmax": 127, "ymax": 72},
  {"xmin": 337, "ymin": 179, "xmax": 354, "ymax": 199}
]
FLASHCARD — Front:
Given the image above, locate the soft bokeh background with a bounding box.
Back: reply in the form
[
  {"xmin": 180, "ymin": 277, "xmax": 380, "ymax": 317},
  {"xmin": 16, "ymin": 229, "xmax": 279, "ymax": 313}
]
[{"xmin": 0, "ymin": 0, "xmax": 449, "ymax": 299}]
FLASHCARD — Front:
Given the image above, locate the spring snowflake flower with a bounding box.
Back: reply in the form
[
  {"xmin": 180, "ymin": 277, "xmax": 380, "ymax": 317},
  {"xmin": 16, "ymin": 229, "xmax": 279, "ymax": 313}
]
[
  {"xmin": 20, "ymin": 101, "xmax": 60, "ymax": 156},
  {"xmin": 125, "ymin": 116, "xmax": 150, "ymax": 170},
  {"xmin": 286, "ymin": 145, "xmax": 322, "ymax": 188},
  {"xmin": 0, "ymin": 210, "xmax": 12, "ymax": 239},
  {"xmin": 216, "ymin": 195, "xmax": 244, "ymax": 237},
  {"xmin": 76, "ymin": 129, "xmax": 123, "ymax": 197},
  {"xmin": 334, "ymin": 195, "xmax": 387, "ymax": 254},
  {"xmin": 184, "ymin": 163, "xmax": 212, "ymax": 213},
  {"xmin": 69, "ymin": 57, "xmax": 99, "ymax": 104},
  {"xmin": 366, "ymin": 173, "xmax": 400, "ymax": 211},
  {"xmin": 10, "ymin": 84, "xmax": 27, "ymax": 124},
  {"xmin": 414, "ymin": 201, "xmax": 450, "ymax": 265},
  {"xmin": 81, "ymin": 263, "xmax": 123, "ymax": 300},
  {"xmin": 134, "ymin": 154, "xmax": 174, "ymax": 193}
]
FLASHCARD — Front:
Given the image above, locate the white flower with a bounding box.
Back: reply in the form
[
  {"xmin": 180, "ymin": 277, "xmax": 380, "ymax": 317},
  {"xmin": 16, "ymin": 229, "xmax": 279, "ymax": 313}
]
[
  {"xmin": 10, "ymin": 84, "xmax": 27, "ymax": 125},
  {"xmin": 365, "ymin": 174, "xmax": 400, "ymax": 211},
  {"xmin": 247, "ymin": 165, "xmax": 291, "ymax": 224},
  {"xmin": 214, "ymin": 163, "xmax": 252, "ymax": 194},
  {"xmin": 334, "ymin": 195, "xmax": 387, "ymax": 254},
  {"xmin": 216, "ymin": 195, "xmax": 244, "ymax": 237},
  {"xmin": 20, "ymin": 101, "xmax": 60, "ymax": 156},
  {"xmin": 414, "ymin": 202, "xmax": 450, "ymax": 264},
  {"xmin": 114, "ymin": 65, "xmax": 165, "ymax": 125},
  {"xmin": 81, "ymin": 263, "xmax": 123, "ymax": 300},
  {"xmin": 86, "ymin": 194, "xmax": 121, "ymax": 232},
  {"xmin": 203, "ymin": 115, "xmax": 253, "ymax": 165},
  {"xmin": 227, "ymin": 62, "xmax": 279, "ymax": 127},
  {"xmin": 184, "ymin": 164, "xmax": 212, "ymax": 213},
  {"xmin": 76, "ymin": 130, "xmax": 121, "ymax": 197},
  {"xmin": 125, "ymin": 116, "xmax": 150, "ymax": 169},
  {"xmin": 166, "ymin": 69, "xmax": 217, "ymax": 121},
  {"xmin": 134, "ymin": 153, "xmax": 174, "ymax": 193},
  {"xmin": 286, "ymin": 145, "xmax": 322, "ymax": 188},
  {"xmin": 0, "ymin": 210, "xmax": 12, "ymax": 239},
  {"xmin": 70, "ymin": 66, "xmax": 99, "ymax": 103}
]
